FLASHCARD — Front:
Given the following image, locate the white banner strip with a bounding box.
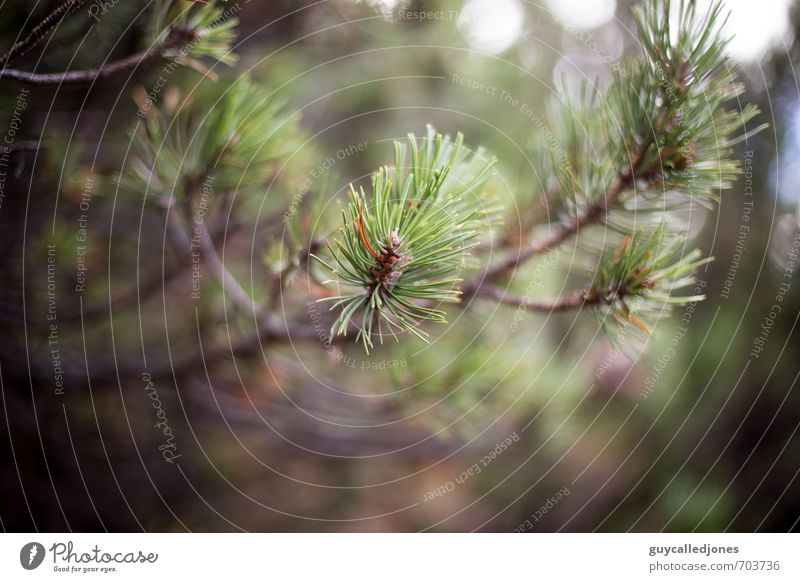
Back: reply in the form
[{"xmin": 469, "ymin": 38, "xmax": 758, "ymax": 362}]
[{"xmin": 1, "ymin": 533, "xmax": 797, "ymax": 580}]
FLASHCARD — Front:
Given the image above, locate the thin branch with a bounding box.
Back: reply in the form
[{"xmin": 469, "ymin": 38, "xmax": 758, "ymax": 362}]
[
  {"xmin": 476, "ymin": 184, "xmax": 561, "ymax": 257},
  {"xmin": 461, "ymin": 143, "xmax": 651, "ymax": 296},
  {"xmin": 472, "ymin": 284, "xmax": 603, "ymax": 312},
  {"xmin": 4, "ymin": 140, "xmax": 45, "ymax": 152},
  {"xmin": 0, "ymin": 26, "xmax": 195, "ymax": 84},
  {"xmin": 165, "ymin": 200, "xmax": 319, "ymax": 342},
  {"xmin": 0, "ymin": 0, "xmax": 89, "ymax": 68},
  {"xmin": 170, "ymin": 203, "xmax": 262, "ymax": 319}
]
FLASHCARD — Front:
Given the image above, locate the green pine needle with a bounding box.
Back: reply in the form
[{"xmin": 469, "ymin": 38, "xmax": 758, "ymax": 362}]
[
  {"xmin": 524, "ymin": 0, "xmax": 765, "ymax": 346},
  {"xmin": 316, "ymin": 126, "xmax": 498, "ymax": 352},
  {"xmin": 592, "ymin": 225, "xmax": 712, "ymax": 348},
  {"xmin": 152, "ymin": 0, "xmax": 240, "ymax": 66},
  {"xmin": 121, "ymin": 76, "xmax": 301, "ymax": 201}
]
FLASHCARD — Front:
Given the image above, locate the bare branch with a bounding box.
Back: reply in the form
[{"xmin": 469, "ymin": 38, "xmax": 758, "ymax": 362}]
[
  {"xmin": 472, "ymin": 284, "xmax": 603, "ymax": 312},
  {"xmin": 0, "ymin": 0, "xmax": 89, "ymax": 68},
  {"xmin": 0, "ymin": 26, "xmax": 195, "ymax": 84}
]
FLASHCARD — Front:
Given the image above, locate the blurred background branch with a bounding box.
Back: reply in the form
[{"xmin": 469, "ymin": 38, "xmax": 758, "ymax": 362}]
[{"xmin": 0, "ymin": 0, "xmax": 798, "ymax": 533}]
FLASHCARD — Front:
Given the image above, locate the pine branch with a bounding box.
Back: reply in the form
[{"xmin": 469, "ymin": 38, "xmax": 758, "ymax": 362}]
[
  {"xmin": 462, "ymin": 142, "xmax": 651, "ymax": 296},
  {"xmin": 592, "ymin": 227, "xmax": 712, "ymax": 342},
  {"xmin": 121, "ymin": 75, "xmax": 300, "ymax": 201},
  {"xmin": 474, "ymin": 226, "xmax": 711, "ymax": 346},
  {"xmin": 163, "ymin": 197, "xmax": 320, "ymax": 352},
  {"xmin": 0, "ymin": 0, "xmax": 89, "ymax": 68},
  {"xmin": 169, "ymin": 171, "xmax": 326, "ymax": 332},
  {"xmin": 464, "ymin": 0, "xmax": 763, "ymax": 315},
  {"xmin": 0, "ymin": 26, "xmax": 196, "ymax": 84},
  {"xmin": 1, "ymin": 0, "xmax": 240, "ymax": 85}
]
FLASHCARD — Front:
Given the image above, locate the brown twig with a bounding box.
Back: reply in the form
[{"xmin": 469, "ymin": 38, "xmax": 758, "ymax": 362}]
[
  {"xmin": 170, "ymin": 201, "xmax": 262, "ymax": 319},
  {"xmin": 166, "ymin": 195, "xmax": 318, "ymax": 331},
  {"xmin": 472, "ymin": 284, "xmax": 603, "ymax": 312},
  {"xmin": 0, "ymin": 26, "xmax": 195, "ymax": 84}
]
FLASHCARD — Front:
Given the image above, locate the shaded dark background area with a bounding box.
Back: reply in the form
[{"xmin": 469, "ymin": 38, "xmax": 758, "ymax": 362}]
[{"xmin": 0, "ymin": 0, "xmax": 799, "ymax": 532}]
